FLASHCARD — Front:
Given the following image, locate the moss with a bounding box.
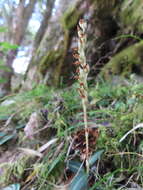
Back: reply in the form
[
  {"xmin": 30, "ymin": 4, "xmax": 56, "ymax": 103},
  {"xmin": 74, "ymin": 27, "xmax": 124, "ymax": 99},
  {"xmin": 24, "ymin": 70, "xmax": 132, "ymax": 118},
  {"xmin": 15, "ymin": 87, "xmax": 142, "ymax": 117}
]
[
  {"xmin": 39, "ymin": 50, "xmax": 63, "ymax": 76},
  {"xmin": 53, "ymin": 30, "xmax": 69, "ymax": 86},
  {"xmin": 38, "ymin": 30, "xmax": 71, "ymax": 86},
  {"xmin": 89, "ymin": 80, "xmax": 143, "ymax": 179},
  {"xmin": 0, "ymin": 155, "xmax": 29, "ymax": 187},
  {"xmin": 61, "ymin": 6, "xmax": 81, "ymax": 30},
  {"xmin": 93, "ymin": 0, "xmax": 117, "ymax": 10},
  {"xmin": 120, "ymin": 0, "xmax": 143, "ymax": 33},
  {"xmin": 100, "ymin": 40, "xmax": 143, "ymax": 79}
]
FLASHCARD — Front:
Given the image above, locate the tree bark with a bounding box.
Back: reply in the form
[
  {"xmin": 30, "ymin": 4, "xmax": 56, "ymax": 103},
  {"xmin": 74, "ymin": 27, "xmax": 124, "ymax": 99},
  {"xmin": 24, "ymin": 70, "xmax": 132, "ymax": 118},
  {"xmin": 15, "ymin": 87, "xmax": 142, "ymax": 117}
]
[
  {"xmin": 0, "ymin": 0, "xmax": 36, "ymax": 97},
  {"xmin": 33, "ymin": 0, "xmax": 55, "ymax": 52}
]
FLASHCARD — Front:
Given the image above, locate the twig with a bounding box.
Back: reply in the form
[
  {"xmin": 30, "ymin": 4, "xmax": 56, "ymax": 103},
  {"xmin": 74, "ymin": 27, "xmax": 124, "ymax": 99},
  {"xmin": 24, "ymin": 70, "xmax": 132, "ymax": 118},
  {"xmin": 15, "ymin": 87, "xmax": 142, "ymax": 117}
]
[
  {"xmin": 119, "ymin": 123, "xmax": 143, "ymax": 142},
  {"xmin": 65, "ymin": 137, "xmax": 74, "ymax": 162},
  {"xmin": 32, "ymin": 122, "xmax": 50, "ymax": 135},
  {"xmin": 118, "ymin": 174, "xmax": 135, "ymax": 190},
  {"xmin": 108, "ymin": 152, "xmax": 143, "ymax": 158},
  {"xmin": 21, "ymin": 174, "xmax": 37, "ymax": 190},
  {"xmin": 4, "ymin": 113, "xmax": 15, "ymax": 127}
]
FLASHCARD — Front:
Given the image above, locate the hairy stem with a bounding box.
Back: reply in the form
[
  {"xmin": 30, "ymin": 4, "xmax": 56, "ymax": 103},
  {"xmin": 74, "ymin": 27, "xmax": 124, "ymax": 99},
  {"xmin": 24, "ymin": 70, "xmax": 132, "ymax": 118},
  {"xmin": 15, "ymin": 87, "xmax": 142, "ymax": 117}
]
[{"xmin": 82, "ymin": 98, "xmax": 89, "ymax": 173}]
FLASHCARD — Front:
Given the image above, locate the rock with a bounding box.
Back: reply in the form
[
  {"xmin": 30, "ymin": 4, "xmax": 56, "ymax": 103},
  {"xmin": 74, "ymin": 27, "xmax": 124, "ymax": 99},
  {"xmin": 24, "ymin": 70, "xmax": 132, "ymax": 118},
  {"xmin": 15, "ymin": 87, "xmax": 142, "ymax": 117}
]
[
  {"xmin": 24, "ymin": 112, "xmax": 40, "ymax": 139},
  {"xmin": 24, "ymin": 111, "xmax": 49, "ymax": 140}
]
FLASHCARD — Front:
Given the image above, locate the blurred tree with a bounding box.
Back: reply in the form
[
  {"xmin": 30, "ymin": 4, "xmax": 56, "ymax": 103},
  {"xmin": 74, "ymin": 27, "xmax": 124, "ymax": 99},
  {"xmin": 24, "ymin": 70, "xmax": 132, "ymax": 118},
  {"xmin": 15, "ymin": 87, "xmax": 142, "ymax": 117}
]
[{"xmin": 0, "ymin": 0, "xmax": 37, "ymax": 97}]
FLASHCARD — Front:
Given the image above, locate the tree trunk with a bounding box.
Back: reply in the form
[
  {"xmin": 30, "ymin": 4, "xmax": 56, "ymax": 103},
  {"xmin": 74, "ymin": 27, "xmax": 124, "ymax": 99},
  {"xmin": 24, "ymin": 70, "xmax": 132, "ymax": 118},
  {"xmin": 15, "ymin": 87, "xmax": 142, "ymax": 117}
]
[
  {"xmin": 0, "ymin": 0, "xmax": 36, "ymax": 97},
  {"xmin": 33, "ymin": 0, "xmax": 55, "ymax": 52},
  {"xmin": 23, "ymin": 0, "xmax": 129, "ymax": 90}
]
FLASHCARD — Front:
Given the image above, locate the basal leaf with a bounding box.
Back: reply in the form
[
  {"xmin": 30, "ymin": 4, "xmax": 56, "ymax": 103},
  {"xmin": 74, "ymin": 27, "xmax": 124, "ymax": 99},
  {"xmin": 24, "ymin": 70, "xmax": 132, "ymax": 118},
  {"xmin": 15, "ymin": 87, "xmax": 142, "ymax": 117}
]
[
  {"xmin": 0, "ymin": 132, "xmax": 7, "ymax": 137},
  {"xmin": 69, "ymin": 172, "xmax": 88, "ymax": 190},
  {"xmin": 68, "ymin": 160, "xmax": 85, "ymax": 174},
  {"xmin": 0, "ymin": 134, "xmax": 16, "ymax": 145},
  {"xmin": 16, "ymin": 124, "xmax": 25, "ymax": 129},
  {"xmin": 89, "ymin": 150, "xmax": 104, "ymax": 166},
  {"xmin": 47, "ymin": 154, "xmax": 63, "ymax": 176}
]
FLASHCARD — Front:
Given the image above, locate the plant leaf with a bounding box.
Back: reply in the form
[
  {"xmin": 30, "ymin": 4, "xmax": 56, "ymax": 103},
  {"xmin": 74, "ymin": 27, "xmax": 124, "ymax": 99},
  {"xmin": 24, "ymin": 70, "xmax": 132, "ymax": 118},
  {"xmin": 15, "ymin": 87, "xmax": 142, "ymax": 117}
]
[
  {"xmin": 0, "ymin": 42, "xmax": 18, "ymax": 51},
  {"xmin": 16, "ymin": 124, "xmax": 25, "ymax": 129},
  {"xmin": 0, "ymin": 115, "xmax": 9, "ymax": 120},
  {"xmin": 2, "ymin": 183, "xmax": 20, "ymax": 190},
  {"xmin": 69, "ymin": 172, "xmax": 88, "ymax": 190},
  {"xmin": 47, "ymin": 154, "xmax": 63, "ymax": 176},
  {"xmin": 89, "ymin": 150, "xmax": 104, "ymax": 166},
  {"xmin": 0, "ymin": 132, "xmax": 6, "ymax": 137},
  {"xmin": 68, "ymin": 160, "xmax": 85, "ymax": 174},
  {"xmin": 0, "ymin": 134, "xmax": 16, "ymax": 145},
  {"xmin": 38, "ymin": 138, "xmax": 58, "ymax": 153},
  {"xmin": 18, "ymin": 148, "xmax": 43, "ymax": 157}
]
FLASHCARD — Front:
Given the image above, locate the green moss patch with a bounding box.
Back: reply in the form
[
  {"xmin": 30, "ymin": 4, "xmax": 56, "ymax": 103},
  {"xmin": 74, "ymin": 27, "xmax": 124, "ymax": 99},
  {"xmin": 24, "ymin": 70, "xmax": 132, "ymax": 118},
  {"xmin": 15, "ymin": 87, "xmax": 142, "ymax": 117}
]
[
  {"xmin": 61, "ymin": 6, "xmax": 81, "ymax": 30},
  {"xmin": 39, "ymin": 50, "xmax": 63, "ymax": 76},
  {"xmin": 120, "ymin": 0, "xmax": 143, "ymax": 33},
  {"xmin": 100, "ymin": 40, "xmax": 143, "ymax": 79}
]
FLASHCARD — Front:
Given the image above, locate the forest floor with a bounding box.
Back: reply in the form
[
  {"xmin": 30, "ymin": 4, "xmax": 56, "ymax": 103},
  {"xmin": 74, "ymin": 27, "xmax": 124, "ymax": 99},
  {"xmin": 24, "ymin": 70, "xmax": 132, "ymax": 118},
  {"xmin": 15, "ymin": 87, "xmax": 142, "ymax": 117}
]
[{"xmin": 0, "ymin": 75, "xmax": 143, "ymax": 190}]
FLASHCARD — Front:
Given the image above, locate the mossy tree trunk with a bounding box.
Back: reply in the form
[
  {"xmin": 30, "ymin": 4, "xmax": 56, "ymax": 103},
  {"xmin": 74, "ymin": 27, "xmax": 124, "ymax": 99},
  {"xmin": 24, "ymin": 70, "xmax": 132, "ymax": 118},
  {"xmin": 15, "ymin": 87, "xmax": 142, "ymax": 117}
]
[{"xmin": 23, "ymin": 0, "xmax": 143, "ymax": 89}]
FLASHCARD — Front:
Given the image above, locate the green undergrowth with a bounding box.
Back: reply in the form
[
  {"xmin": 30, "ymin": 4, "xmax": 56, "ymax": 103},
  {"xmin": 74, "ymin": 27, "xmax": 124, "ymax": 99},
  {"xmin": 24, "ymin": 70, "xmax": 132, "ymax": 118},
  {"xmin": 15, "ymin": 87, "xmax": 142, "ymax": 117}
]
[
  {"xmin": 120, "ymin": 0, "xmax": 143, "ymax": 33},
  {"xmin": 0, "ymin": 76, "xmax": 143, "ymax": 189},
  {"xmin": 61, "ymin": 4, "xmax": 81, "ymax": 30}
]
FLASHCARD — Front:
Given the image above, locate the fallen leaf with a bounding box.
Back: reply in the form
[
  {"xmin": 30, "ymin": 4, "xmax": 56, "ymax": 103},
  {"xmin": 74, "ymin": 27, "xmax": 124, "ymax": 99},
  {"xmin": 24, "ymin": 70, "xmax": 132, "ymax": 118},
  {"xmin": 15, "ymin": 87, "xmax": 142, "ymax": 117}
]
[
  {"xmin": 18, "ymin": 148, "xmax": 43, "ymax": 157},
  {"xmin": 38, "ymin": 138, "xmax": 58, "ymax": 153}
]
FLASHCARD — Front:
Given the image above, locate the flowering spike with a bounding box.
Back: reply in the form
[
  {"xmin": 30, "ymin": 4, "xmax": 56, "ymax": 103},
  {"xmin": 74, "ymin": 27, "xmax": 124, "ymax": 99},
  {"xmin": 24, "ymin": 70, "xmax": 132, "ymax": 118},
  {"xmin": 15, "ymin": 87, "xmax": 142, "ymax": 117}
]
[
  {"xmin": 72, "ymin": 47, "xmax": 78, "ymax": 52},
  {"xmin": 72, "ymin": 19, "xmax": 90, "ymax": 173},
  {"xmin": 73, "ymin": 61, "xmax": 81, "ymax": 66},
  {"xmin": 73, "ymin": 53, "xmax": 80, "ymax": 59}
]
